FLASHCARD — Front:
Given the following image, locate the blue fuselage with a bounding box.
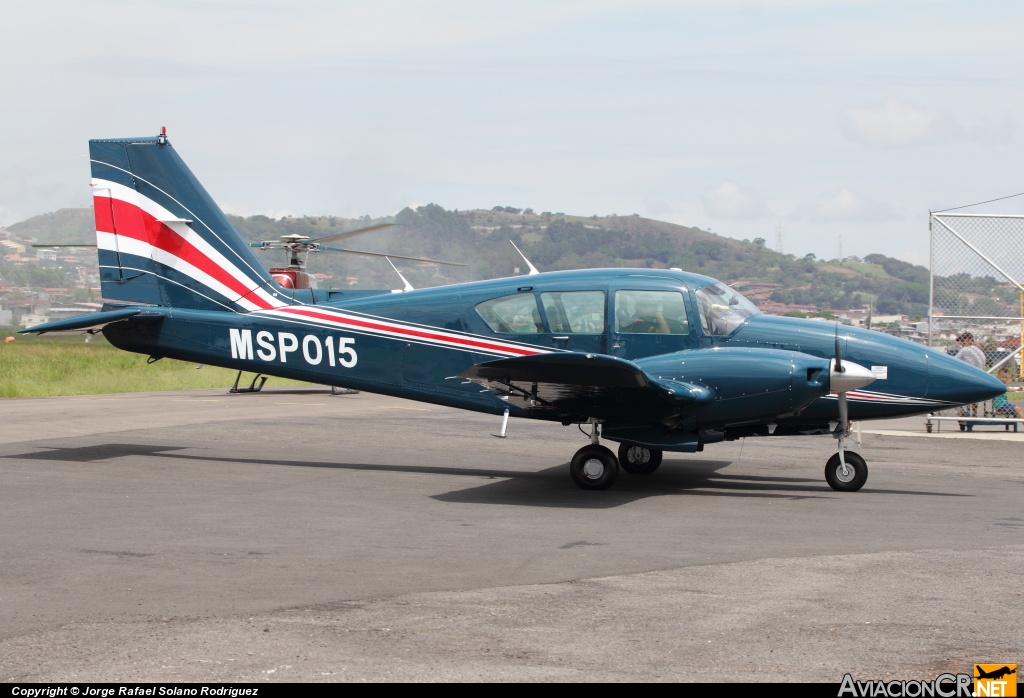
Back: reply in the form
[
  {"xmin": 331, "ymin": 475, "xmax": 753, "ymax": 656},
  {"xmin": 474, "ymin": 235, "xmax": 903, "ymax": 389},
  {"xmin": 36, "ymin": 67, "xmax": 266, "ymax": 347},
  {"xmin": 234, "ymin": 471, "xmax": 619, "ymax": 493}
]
[{"xmin": 102, "ymin": 268, "xmax": 1003, "ymax": 439}]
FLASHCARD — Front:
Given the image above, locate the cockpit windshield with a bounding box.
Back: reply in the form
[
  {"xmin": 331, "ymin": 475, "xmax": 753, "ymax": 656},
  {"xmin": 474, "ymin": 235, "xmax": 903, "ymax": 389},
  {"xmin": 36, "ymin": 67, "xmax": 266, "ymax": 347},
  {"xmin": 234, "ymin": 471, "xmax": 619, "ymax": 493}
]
[{"xmin": 694, "ymin": 282, "xmax": 759, "ymax": 336}]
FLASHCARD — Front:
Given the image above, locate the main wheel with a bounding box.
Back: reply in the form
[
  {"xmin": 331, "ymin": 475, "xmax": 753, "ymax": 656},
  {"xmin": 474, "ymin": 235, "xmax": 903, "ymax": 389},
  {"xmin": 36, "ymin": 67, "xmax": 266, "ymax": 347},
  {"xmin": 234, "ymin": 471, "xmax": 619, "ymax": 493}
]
[
  {"xmin": 570, "ymin": 445, "xmax": 619, "ymax": 490},
  {"xmin": 824, "ymin": 451, "xmax": 868, "ymax": 492},
  {"xmin": 617, "ymin": 442, "xmax": 663, "ymax": 475}
]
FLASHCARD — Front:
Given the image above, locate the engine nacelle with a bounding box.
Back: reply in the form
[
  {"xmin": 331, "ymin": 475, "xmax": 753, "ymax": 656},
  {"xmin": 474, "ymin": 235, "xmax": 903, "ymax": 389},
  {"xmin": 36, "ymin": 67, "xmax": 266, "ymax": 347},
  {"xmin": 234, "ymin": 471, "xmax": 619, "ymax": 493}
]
[{"xmin": 635, "ymin": 347, "xmax": 831, "ymax": 427}]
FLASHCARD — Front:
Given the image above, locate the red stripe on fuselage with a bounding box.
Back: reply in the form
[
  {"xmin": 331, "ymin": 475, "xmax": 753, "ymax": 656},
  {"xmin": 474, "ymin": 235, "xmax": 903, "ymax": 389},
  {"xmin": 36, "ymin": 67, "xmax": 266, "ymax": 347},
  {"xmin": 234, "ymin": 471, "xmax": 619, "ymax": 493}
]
[
  {"xmin": 94, "ymin": 195, "xmax": 272, "ymax": 309},
  {"xmin": 278, "ymin": 307, "xmax": 543, "ymax": 356}
]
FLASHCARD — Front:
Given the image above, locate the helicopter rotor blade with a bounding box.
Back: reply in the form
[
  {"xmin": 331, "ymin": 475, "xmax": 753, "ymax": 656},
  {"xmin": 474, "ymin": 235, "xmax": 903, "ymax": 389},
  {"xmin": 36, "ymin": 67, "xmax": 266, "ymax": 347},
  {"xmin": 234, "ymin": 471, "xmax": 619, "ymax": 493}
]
[
  {"xmin": 31, "ymin": 243, "xmax": 97, "ymax": 248},
  {"xmin": 318, "ymin": 245, "xmax": 466, "ymax": 266},
  {"xmin": 307, "ymin": 223, "xmax": 399, "ymax": 245}
]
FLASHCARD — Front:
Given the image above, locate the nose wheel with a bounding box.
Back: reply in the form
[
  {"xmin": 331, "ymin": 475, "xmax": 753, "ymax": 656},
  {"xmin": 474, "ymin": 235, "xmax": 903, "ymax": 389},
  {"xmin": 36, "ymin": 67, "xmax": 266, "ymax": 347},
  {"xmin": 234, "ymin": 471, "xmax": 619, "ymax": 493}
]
[{"xmin": 825, "ymin": 451, "xmax": 868, "ymax": 492}]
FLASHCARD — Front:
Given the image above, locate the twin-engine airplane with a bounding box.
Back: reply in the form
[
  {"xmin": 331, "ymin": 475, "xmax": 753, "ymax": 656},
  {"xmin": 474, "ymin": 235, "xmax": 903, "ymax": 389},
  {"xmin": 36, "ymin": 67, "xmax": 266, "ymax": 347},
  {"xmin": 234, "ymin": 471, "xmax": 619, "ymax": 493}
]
[{"xmin": 23, "ymin": 132, "xmax": 1005, "ymax": 491}]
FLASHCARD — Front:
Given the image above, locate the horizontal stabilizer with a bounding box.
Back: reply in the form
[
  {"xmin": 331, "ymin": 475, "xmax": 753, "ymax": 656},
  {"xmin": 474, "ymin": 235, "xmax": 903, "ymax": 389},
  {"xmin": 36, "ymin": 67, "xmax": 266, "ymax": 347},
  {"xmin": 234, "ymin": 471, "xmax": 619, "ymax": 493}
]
[{"xmin": 18, "ymin": 307, "xmax": 162, "ymax": 334}]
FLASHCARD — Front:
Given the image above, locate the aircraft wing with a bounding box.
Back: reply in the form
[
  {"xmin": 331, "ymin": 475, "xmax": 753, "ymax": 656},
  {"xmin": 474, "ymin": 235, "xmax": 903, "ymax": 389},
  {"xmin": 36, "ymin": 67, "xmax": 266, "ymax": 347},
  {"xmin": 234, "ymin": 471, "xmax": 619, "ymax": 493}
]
[{"xmin": 458, "ymin": 352, "xmax": 714, "ymax": 422}]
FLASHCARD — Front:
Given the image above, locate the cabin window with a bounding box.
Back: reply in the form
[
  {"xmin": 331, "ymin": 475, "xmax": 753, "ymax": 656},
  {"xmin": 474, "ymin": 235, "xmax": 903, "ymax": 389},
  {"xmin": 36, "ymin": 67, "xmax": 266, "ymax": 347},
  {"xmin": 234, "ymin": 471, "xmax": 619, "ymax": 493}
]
[
  {"xmin": 540, "ymin": 291, "xmax": 605, "ymax": 334},
  {"xmin": 475, "ymin": 294, "xmax": 544, "ymax": 333},
  {"xmin": 694, "ymin": 282, "xmax": 759, "ymax": 335},
  {"xmin": 614, "ymin": 290, "xmax": 690, "ymax": 334}
]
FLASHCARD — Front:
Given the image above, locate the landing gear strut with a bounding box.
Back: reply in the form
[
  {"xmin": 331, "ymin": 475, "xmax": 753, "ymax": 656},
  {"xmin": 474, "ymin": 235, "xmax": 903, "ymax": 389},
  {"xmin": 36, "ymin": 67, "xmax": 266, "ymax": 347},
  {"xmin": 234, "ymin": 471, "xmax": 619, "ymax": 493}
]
[{"xmin": 570, "ymin": 420, "xmax": 619, "ymax": 490}]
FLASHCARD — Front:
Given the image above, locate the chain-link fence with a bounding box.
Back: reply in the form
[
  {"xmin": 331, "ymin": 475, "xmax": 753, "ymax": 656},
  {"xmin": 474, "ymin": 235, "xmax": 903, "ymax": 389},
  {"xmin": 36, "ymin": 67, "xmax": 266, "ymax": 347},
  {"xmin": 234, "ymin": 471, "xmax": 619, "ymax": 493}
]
[{"xmin": 927, "ymin": 213, "xmax": 1024, "ymax": 430}]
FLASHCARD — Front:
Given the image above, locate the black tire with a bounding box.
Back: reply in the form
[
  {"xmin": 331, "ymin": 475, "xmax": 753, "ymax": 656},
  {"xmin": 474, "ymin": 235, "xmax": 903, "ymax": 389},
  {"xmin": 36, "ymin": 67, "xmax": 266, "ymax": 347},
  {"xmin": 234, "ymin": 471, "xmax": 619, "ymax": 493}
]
[
  {"xmin": 824, "ymin": 451, "xmax": 868, "ymax": 492},
  {"xmin": 570, "ymin": 445, "xmax": 619, "ymax": 490},
  {"xmin": 617, "ymin": 442, "xmax": 663, "ymax": 475}
]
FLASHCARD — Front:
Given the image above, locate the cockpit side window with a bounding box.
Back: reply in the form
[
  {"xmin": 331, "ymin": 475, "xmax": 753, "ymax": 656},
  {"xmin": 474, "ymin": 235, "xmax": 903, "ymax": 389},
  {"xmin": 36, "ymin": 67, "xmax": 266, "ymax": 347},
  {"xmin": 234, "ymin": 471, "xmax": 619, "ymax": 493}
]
[
  {"xmin": 614, "ymin": 290, "xmax": 690, "ymax": 334},
  {"xmin": 540, "ymin": 291, "xmax": 605, "ymax": 334},
  {"xmin": 475, "ymin": 294, "xmax": 544, "ymax": 334},
  {"xmin": 694, "ymin": 282, "xmax": 759, "ymax": 336}
]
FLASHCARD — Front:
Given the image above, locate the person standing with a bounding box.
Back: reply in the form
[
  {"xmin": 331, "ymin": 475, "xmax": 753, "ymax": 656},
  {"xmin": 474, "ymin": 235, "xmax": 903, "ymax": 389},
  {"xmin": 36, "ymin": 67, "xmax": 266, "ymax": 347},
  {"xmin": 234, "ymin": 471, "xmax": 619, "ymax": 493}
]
[
  {"xmin": 954, "ymin": 332, "xmax": 986, "ymax": 370},
  {"xmin": 954, "ymin": 331, "xmax": 986, "ymax": 420}
]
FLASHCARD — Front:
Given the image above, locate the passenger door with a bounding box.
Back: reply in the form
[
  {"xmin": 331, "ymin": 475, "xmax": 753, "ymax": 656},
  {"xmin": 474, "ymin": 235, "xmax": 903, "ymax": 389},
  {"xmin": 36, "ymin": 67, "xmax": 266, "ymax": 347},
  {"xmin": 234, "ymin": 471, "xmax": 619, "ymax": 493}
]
[
  {"xmin": 537, "ymin": 290, "xmax": 607, "ymax": 353},
  {"xmin": 609, "ymin": 288, "xmax": 696, "ymax": 360}
]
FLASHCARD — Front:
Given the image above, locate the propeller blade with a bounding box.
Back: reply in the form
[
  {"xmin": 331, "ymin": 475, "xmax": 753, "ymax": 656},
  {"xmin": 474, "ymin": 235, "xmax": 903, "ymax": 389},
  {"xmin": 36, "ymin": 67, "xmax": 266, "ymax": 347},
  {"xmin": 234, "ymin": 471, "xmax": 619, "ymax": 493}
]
[
  {"xmin": 318, "ymin": 246, "xmax": 466, "ymax": 266},
  {"xmin": 308, "ymin": 223, "xmax": 399, "ymax": 245},
  {"xmin": 834, "ymin": 336, "xmax": 843, "ymax": 373},
  {"xmin": 31, "ymin": 244, "xmax": 97, "ymax": 248}
]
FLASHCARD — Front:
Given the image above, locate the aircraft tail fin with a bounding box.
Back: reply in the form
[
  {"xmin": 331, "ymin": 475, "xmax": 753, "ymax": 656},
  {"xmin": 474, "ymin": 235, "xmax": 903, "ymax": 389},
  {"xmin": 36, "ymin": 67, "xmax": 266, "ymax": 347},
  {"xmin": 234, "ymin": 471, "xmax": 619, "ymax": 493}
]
[{"xmin": 90, "ymin": 130, "xmax": 290, "ymax": 312}]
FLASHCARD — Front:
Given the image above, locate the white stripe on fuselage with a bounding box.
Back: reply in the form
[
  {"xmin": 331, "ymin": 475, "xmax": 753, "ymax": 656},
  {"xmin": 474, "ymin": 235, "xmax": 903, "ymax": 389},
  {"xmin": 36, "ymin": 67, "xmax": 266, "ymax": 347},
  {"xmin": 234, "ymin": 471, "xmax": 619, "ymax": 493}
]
[
  {"xmin": 253, "ymin": 306, "xmax": 551, "ymax": 358},
  {"xmin": 822, "ymin": 390, "xmax": 956, "ymax": 406}
]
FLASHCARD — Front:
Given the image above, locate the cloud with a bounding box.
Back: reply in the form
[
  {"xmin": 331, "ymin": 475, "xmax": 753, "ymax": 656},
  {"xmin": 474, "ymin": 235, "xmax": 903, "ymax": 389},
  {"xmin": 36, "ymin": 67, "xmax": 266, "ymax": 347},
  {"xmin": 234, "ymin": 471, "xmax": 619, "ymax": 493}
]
[
  {"xmin": 798, "ymin": 188, "xmax": 898, "ymax": 222},
  {"xmin": 838, "ymin": 100, "xmax": 1014, "ymax": 148},
  {"xmin": 700, "ymin": 181, "xmax": 770, "ymax": 219},
  {"xmin": 642, "ymin": 198, "xmax": 675, "ymax": 217},
  {"xmin": 218, "ymin": 202, "xmax": 295, "ymax": 220}
]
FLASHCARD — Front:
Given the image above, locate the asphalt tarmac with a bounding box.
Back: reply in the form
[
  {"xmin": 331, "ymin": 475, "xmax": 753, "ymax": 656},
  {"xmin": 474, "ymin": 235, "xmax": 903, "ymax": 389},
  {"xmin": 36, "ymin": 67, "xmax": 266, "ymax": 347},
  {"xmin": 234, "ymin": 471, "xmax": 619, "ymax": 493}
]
[{"xmin": 0, "ymin": 387, "xmax": 1021, "ymax": 682}]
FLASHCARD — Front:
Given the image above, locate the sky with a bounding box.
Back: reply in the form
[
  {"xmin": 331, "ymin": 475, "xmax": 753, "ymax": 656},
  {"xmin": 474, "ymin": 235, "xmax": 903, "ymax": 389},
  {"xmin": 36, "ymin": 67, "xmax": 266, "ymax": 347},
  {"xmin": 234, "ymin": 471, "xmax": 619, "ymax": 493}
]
[{"xmin": 1, "ymin": 0, "xmax": 1023, "ymax": 266}]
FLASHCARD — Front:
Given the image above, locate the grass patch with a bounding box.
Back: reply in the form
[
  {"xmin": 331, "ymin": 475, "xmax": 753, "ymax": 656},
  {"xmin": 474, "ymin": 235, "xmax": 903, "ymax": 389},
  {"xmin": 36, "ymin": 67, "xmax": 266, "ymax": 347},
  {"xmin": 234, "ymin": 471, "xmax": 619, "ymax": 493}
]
[
  {"xmin": 839, "ymin": 261, "xmax": 892, "ymax": 279},
  {"xmin": 0, "ymin": 329, "xmax": 309, "ymax": 397}
]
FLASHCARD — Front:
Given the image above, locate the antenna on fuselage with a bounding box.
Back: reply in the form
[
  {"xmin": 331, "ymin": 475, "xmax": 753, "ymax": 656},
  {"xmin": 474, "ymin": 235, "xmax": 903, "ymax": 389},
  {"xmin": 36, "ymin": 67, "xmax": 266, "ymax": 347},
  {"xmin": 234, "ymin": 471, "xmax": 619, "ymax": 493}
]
[
  {"xmin": 386, "ymin": 256, "xmax": 415, "ymax": 292},
  {"xmin": 510, "ymin": 240, "xmax": 540, "ymax": 276}
]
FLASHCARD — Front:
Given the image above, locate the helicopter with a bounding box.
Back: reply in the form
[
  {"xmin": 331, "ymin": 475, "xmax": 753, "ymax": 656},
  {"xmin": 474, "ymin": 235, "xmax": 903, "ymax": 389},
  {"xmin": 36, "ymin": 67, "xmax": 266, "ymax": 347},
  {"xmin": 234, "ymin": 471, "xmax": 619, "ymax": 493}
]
[
  {"xmin": 22, "ymin": 131, "xmax": 1005, "ymax": 492},
  {"xmin": 249, "ymin": 224, "xmax": 463, "ymax": 291}
]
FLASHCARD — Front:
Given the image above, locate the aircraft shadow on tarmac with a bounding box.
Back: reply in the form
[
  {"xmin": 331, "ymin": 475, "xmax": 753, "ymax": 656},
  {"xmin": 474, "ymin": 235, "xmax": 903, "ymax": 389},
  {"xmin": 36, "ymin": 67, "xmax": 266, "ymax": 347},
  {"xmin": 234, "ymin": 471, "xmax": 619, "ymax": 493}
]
[{"xmin": 5, "ymin": 442, "xmax": 971, "ymax": 509}]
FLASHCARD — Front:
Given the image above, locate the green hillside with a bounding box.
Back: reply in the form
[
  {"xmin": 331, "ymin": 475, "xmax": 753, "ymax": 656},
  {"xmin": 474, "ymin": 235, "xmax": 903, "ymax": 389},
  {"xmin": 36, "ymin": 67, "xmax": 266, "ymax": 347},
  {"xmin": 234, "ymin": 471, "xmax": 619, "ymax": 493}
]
[
  {"xmin": 0, "ymin": 205, "xmax": 953, "ymax": 318},
  {"xmin": 6, "ymin": 208, "xmax": 96, "ymax": 245}
]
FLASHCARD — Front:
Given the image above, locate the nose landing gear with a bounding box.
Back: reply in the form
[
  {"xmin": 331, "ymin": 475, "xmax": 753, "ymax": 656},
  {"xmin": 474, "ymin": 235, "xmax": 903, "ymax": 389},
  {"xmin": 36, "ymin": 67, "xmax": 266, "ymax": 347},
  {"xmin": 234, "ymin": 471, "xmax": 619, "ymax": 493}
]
[
  {"xmin": 827, "ymin": 389, "xmax": 869, "ymax": 492},
  {"xmin": 825, "ymin": 340, "xmax": 876, "ymax": 492},
  {"xmin": 825, "ymin": 450, "xmax": 868, "ymax": 492}
]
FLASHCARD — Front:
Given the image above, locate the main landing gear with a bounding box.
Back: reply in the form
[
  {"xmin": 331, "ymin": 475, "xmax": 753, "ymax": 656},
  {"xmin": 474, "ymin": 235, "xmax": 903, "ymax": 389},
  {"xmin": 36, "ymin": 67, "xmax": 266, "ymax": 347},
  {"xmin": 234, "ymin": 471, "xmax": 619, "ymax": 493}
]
[
  {"xmin": 570, "ymin": 421, "xmax": 618, "ymax": 490},
  {"xmin": 617, "ymin": 442, "xmax": 662, "ymax": 475},
  {"xmin": 569, "ymin": 421, "xmax": 665, "ymax": 490},
  {"xmin": 570, "ymin": 444, "xmax": 618, "ymax": 490}
]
